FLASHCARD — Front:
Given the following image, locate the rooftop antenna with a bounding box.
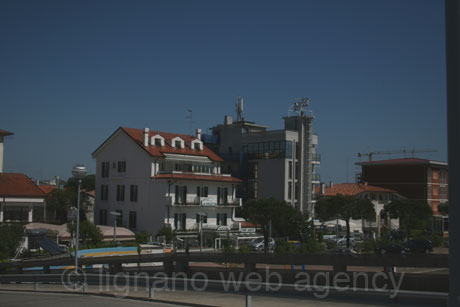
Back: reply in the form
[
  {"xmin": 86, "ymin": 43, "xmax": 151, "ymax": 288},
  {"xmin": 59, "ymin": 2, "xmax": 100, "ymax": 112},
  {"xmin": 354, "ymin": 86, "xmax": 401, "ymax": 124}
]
[
  {"xmin": 236, "ymin": 97, "xmax": 244, "ymax": 122},
  {"xmin": 185, "ymin": 109, "xmax": 194, "ymax": 135},
  {"xmin": 288, "ymin": 97, "xmax": 313, "ymax": 116}
]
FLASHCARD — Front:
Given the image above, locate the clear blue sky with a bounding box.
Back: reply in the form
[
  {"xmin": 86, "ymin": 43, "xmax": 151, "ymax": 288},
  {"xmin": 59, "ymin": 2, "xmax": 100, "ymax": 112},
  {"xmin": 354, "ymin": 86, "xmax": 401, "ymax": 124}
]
[{"xmin": 0, "ymin": 0, "xmax": 447, "ymax": 183}]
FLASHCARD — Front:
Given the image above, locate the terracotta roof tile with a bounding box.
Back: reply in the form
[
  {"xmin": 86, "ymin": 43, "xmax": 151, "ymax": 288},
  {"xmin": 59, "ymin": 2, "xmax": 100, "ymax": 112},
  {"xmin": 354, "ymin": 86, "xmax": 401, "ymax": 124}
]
[
  {"xmin": 0, "ymin": 130, "xmax": 14, "ymax": 136},
  {"xmin": 121, "ymin": 127, "xmax": 223, "ymax": 162},
  {"xmin": 38, "ymin": 185, "xmax": 57, "ymax": 195},
  {"xmin": 322, "ymin": 183, "xmax": 396, "ymax": 197},
  {"xmin": 153, "ymin": 173, "xmax": 241, "ymax": 183},
  {"xmin": 0, "ymin": 173, "xmax": 46, "ymax": 198},
  {"xmin": 356, "ymin": 158, "xmax": 447, "ymax": 166}
]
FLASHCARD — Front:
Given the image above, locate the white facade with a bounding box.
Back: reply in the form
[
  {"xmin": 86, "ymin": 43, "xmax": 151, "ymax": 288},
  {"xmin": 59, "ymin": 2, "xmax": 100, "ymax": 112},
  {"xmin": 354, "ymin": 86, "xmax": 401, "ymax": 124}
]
[{"xmin": 92, "ymin": 127, "xmax": 241, "ymax": 236}]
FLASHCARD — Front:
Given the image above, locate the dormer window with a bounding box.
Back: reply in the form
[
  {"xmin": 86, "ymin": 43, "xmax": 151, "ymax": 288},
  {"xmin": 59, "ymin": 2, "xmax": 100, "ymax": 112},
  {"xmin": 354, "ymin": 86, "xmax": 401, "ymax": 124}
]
[
  {"xmin": 151, "ymin": 135, "xmax": 165, "ymax": 146},
  {"xmin": 171, "ymin": 137, "xmax": 185, "ymax": 148},
  {"xmin": 191, "ymin": 139, "xmax": 203, "ymax": 150}
]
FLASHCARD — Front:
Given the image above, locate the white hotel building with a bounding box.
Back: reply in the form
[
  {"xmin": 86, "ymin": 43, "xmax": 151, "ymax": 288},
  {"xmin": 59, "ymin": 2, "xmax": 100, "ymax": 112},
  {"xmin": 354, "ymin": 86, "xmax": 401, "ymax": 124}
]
[{"xmin": 92, "ymin": 127, "xmax": 242, "ymax": 237}]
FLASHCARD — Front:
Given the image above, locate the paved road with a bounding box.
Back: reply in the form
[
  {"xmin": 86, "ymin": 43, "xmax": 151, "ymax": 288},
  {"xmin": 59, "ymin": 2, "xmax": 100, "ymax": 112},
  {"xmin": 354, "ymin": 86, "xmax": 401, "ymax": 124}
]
[{"xmin": 0, "ymin": 291, "xmax": 182, "ymax": 307}]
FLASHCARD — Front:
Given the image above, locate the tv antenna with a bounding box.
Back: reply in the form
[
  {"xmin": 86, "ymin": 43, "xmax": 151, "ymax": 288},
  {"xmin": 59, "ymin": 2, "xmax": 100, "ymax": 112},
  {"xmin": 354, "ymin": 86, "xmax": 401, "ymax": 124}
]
[
  {"xmin": 236, "ymin": 97, "xmax": 244, "ymax": 122},
  {"xmin": 185, "ymin": 109, "xmax": 194, "ymax": 135},
  {"xmin": 288, "ymin": 97, "xmax": 313, "ymax": 116}
]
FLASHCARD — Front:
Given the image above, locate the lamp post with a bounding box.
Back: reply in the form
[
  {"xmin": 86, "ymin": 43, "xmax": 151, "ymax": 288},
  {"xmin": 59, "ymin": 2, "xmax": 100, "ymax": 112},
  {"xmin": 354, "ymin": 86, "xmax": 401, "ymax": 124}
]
[
  {"xmin": 71, "ymin": 163, "xmax": 87, "ymax": 275},
  {"xmin": 110, "ymin": 211, "xmax": 121, "ymax": 243}
]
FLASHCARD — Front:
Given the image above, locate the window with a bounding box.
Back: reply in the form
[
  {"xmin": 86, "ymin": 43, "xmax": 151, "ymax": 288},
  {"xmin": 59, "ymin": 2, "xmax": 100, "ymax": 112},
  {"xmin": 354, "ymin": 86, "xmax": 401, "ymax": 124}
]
[
  {"xmin": 175, "ymin": 140, "xmax": 182, "ymax": 148},
  {"xmin": 248, "ymin": 182, "xmax": 258, "ymax": 199},
  {"xmin": 217, "ymin": 187, "xmax": 228, "ymax": 205},
  {"xmin": 99, "ymin": 209, "xmax": 107, "ymax": 225},
  {"xmin": 129, "ymin": 211, "xmax": 137, "ymax": 229},
  {"xmin": 174, "ymin": 213, "xmax": 186, "ymax": 230},
  {"xmin": 115, "ymin": 210, "xmax": 123, "ymax": 227},
  {"xmin": 196, "ymin": 186, "xmax": 208, "ymax": 198},
  {"xmin": 196, "ymin": 214, "xmax": 207, "ymax": 224},
  {"xmin": 116, "ymin": 184, "xmax": 125, "ymax": 201},
  {"xmin": 288, "ymin": 182, "xmax": 292, "ymax": 200},
  {"xmin": 217, "ymin": 213, "xmax": 227, "ymax": 226},
  {"xmin": 117, "ymin": 161, "xmax": 126, "ymax": 173},
  {"xmin": 248, "ymin": 163, "xmax": 258, "ymax": 179},
  {"xmin": 100, "ymin": 184, "xmax": 109, "ymax": 200},
  {"xmin": 440, "ymin": 186, "xmax": 447, "ymax": 199},
  {"xmin": 155, "ymin": 138, "xmax": 162, "ymax": 146},
  {"xmin": 175, "ymin": 185, "xmax": 187, "ymax": 204},
  {"xmin": 130, "ymin": 185, "xmax": 138, "ymax": 202},
  {"xmin": 288, "ymin": 161, "xmax": 293, "ymax": 179},
  {"xmin": 102, "ymin": 162, "xmax": 110, "ymax": 178},
  {"xmin": 194, "ymin": 142, "xmax": 201, "ymax": 150}
]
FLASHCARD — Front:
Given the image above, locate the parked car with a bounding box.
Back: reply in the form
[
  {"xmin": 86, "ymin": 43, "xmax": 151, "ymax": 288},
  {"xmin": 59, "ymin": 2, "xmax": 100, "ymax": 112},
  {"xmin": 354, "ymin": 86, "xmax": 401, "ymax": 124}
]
[
  {"xmin": 404, "ymin": 239, "xmax": 433, "ymax": 253},
  {"xmin": 337, "ymin": 236, "xmax": 356, "ymax": 247},
  {"xmin": 375, "ymin": 242, "xmax": 406, "ymax": 254},
  {"xmin": 328, "ymin": 247, "xmax": 358, "ymax": 254},
  {"xmin": 249, "ymin": 238, "xmax": 275, "ymax": 251}
]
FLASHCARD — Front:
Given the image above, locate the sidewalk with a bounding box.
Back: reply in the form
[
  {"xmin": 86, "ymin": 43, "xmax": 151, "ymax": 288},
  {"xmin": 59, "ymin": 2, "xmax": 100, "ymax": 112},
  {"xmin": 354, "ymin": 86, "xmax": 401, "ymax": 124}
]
[{"xmin": 0, "ymin": 282, "xmax": 444, "ymax": 306}]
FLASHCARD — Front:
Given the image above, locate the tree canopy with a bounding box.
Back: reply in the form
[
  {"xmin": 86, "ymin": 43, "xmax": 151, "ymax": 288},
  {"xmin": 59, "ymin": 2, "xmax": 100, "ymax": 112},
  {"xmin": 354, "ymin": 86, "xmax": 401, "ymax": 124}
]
[
  {"xmin": 240, "ymin": 198, "xmax": 310, "ymax": 252},
  {"xmin": 384, "ymin": 199, "xmax": 433, "ymax": 238},
  {"xmin": 315, "ymin": 194, "xmax": 375, "ymax": 247}
]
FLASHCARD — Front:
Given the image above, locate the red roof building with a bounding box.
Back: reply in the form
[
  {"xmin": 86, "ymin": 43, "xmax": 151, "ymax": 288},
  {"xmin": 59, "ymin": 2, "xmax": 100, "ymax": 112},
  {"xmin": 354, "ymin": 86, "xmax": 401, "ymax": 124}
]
[
  {"xmin": 92, "ymin": 126, "xmax": 242, "ymax": 237},
  {"xmin": 0, "ymin": 173, "xmax": 46, "ymax": 223}
]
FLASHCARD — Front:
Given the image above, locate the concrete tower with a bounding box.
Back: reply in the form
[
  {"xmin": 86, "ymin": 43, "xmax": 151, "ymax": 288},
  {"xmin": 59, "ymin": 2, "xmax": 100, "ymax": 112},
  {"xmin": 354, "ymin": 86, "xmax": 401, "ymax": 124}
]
[{"xmin": 0, "ymin": 130, "xmax": 14, "ymax": 173}]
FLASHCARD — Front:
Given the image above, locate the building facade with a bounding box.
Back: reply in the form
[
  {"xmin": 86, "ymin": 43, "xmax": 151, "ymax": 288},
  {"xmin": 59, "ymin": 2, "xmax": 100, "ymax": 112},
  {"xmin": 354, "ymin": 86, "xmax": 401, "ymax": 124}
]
[
  {"xmin": 92, "ymin": 127, "xmax": 242, "ymax": 238},
  {"xmin": 356, "ymin": 158, "xmax": 448, "ymax": 234},
  {"xmin": 203, "ymin": 100, "xmax": 320, "ymax": 214},
  {"xmin": 316, "ymin": 183, "xmax": 401, "ymax": 238}
]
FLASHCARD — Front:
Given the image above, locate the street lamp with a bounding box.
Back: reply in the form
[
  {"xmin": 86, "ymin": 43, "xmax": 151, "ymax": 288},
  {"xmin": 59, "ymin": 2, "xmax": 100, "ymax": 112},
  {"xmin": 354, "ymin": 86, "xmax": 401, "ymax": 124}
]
[
  {"xmin": 110, "ymin": 211, "xmax": 121, "ymax": 243},
  {"xmin": 71, "ymin": 163, "xmax": 87, "ymax": 275}
]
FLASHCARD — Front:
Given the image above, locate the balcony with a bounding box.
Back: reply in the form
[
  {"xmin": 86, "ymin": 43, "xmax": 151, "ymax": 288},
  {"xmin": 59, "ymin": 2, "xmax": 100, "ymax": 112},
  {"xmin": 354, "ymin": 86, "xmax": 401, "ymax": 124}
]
[
  {"xmin": 167, "ymin": 196, "xmax": 242, "ymax": 207},
  {"xmin": 312, "ymin": 153, "xmax": 321, "ymax": 164},
  {"xmin": 312, "ymin": 174, "xmax": 321, "ymax": 183}
]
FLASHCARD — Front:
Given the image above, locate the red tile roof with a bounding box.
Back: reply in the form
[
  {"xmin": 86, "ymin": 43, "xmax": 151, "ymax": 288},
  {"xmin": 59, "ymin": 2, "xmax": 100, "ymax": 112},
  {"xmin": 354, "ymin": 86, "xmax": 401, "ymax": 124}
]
[
  {"xmin": 93, "ymin": 127, "xmax": 223, "ymax": 162},
  {"xmin": 0, "ymin": 173, "xmax": 46, "ymax": 198},
  {"xmin": 38, "ymin": 184, "xmax": 57, "ymax": 195},
  {"xmin": 153, "ymin": 173, "xmax": 242, "ymax": 183},
  {"xmin": 322, "ymin": 183, "xmax": 396, "ymax": 197},
  {"xmin": 356, "ymin": 158, "xmax": 447, "ymax": 166},
  {"xmin": 0, "ymin": 130, "xmax": 14, "ymax": 136}
]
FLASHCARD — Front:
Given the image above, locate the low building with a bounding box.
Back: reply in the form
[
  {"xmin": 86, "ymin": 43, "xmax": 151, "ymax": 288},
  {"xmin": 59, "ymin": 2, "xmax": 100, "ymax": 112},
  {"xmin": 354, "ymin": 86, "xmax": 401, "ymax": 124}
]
[
  {"xmin": 92, "ymin": 126, "xmax": 242, "ymax": 241},
  {"xmin": 316, "ymin": 183, "xmax": 401, "ymax": 238},
  {"xmin": 0, "ymin": 173, "xmax": 46, "ymax": 223}
]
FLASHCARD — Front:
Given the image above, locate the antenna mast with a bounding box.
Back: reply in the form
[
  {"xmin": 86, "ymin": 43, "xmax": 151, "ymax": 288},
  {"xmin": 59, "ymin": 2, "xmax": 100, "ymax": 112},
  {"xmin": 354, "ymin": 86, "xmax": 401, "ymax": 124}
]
[{"xmin": 236, "ymin": 97, "xmax": 244, "ymax": 122}]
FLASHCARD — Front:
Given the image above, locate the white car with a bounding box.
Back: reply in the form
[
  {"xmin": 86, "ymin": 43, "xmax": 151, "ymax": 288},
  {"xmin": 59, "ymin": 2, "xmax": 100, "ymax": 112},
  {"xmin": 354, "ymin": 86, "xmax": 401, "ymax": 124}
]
[
  {"xmin": 249, "ymin": 238, "xmax": 275, "ymax": 251},
  {"xmin": 337, "ymin": 236, "xmax": 356, "ymax": 246}
]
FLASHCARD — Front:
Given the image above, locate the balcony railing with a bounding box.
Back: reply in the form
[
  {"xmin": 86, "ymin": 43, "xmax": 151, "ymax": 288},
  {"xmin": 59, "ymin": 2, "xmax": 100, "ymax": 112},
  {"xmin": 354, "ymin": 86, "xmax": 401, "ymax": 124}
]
[
  {"xmin": 168, "ymin": 196, "xmax": 242, "ymax": 207},
  {"xmin": 312, "ymin": 154, "xmax": 321, "ymax": 163},
  {"xmin": 312, "ymin": 174, "xmax": 321, "ymax": 182}
]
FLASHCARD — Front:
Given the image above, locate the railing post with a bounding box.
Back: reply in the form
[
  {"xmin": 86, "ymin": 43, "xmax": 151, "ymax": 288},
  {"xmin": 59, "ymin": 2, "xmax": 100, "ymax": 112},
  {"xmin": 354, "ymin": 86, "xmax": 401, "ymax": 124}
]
[{"xmin": 245, "ymin": 294, "xmax": 252, "ymax": 307}]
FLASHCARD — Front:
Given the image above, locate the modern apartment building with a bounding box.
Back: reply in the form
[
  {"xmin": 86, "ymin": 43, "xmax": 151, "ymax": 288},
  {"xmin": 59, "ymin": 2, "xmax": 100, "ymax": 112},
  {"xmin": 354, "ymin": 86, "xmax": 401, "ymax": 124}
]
[
  {"xmin": 203, "ymin": 98, "xmax": 320, "ymax": 214},
  {"xmin": 356, "ymin": 158, "xmax": 448, "ymax": 233},
  {"xmin": 92, "ymin": 127, "xmax": 242, "ymax": 238}
]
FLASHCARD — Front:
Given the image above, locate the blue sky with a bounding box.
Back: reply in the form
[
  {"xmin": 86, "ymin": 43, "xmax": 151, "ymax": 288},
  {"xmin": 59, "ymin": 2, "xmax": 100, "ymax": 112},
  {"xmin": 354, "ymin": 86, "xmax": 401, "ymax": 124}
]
[{"xmin": 0, "ymin": 0, "xmax": 446, "ymax": 183}]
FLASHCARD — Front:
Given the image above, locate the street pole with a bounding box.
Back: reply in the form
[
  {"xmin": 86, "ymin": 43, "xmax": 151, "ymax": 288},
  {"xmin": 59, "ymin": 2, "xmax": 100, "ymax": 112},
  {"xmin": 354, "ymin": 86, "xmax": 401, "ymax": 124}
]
[
  {"xmin": 200, "ymin": 217, "xmax": 203, "ymax": 252},
  {"xmin": 75, "ymin": 179, "xmax": 81, "ymax": 274},
  {"xmin": 114, "ymin": 218, "xmax": 117, "ymax": 242}
]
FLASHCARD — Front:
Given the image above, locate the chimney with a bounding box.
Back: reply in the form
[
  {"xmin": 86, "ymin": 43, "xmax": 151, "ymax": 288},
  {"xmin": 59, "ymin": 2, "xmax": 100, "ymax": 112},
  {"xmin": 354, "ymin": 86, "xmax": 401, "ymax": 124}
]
[
  {"xmin": 329, "ymin": 180, "xmax": 334, "ymax": 188},
  {"xmin": 321, "ymin": 183, "xmax": 326, "ymax": 194},
  {"xmin": 196, "ymin": 128, "xmax": 202, "ymax": 140},
  {"xmin": 224, "ymin": 115, "xmax": 233, "ymax": 126},
  {"xmin": 143, "ymin": 128, "xmax": 149, "ymax": 146}
]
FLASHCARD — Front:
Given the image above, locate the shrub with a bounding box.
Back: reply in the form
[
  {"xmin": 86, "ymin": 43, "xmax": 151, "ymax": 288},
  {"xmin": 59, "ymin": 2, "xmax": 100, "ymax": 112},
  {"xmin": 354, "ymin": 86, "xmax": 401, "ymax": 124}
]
[
  {"xmin": 238, "ymin": 244, "xmax": 251, "ymax": 254},
  {"xmin": 135, "ymin": 232, "xmax": 150, "ymax": 244},
  {"xmin": 156, "ymin": 226, "xmax": 173, "ymax": 244}
]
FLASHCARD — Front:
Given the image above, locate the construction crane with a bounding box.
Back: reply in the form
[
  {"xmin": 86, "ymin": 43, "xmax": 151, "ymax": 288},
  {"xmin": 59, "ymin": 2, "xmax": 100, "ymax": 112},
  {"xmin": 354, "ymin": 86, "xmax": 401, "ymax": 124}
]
[{"xmin": 357, "ymin": 148, "xmax": 438, "ymax": 162}]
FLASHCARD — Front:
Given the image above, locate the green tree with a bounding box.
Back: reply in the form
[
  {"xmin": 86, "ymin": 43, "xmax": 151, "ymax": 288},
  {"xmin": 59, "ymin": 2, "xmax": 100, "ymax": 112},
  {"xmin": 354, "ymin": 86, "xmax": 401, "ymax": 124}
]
[
  {"xmin": 0, "ymin": 224, "xmax": 25, "ymax": 260},
  {"xmin": 156, "ymin": 226, "xmax": 173, "ymax": 244},
  {"xmin": 46, "ymin": 186, "xmax": 90, "ymax": 224},
  {"xmin": 67, "ymin": 221, "xmax": 103, "ymax": 248},
  {"xmin": 438, "ymin": 202, "xmax": 448, "ymax": 216},
  {"xmin": 384, "ymin": 199, "xmax": 433, "ymax": 239},
  {"xmin": 315, "ymin": 195, "xmax": 375, "ymax": 248},
  {"xmin": 66, "ymin": 174, "xmax": 95, "ymax": 191}
]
